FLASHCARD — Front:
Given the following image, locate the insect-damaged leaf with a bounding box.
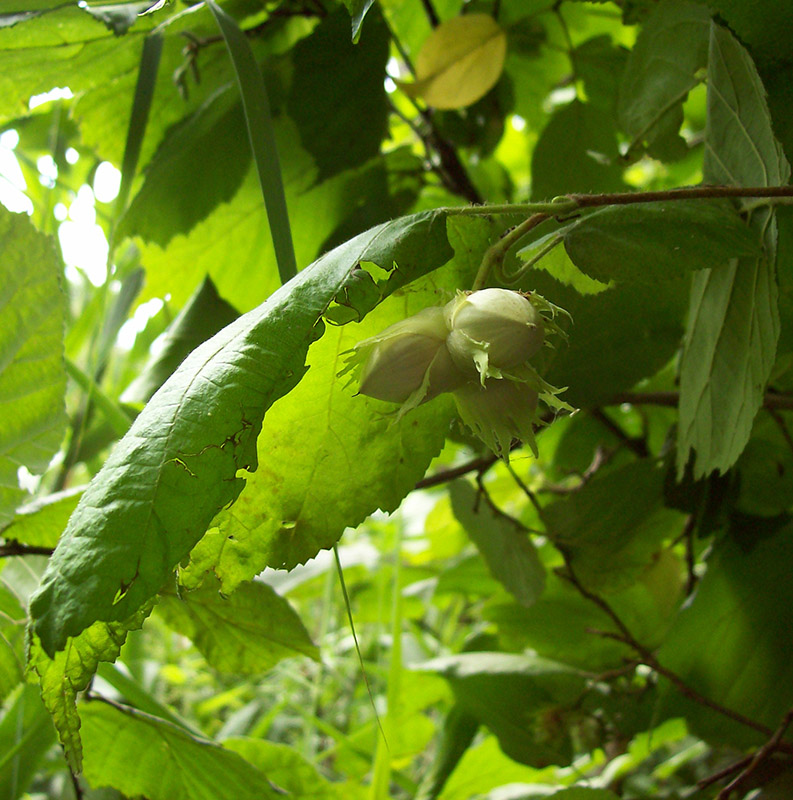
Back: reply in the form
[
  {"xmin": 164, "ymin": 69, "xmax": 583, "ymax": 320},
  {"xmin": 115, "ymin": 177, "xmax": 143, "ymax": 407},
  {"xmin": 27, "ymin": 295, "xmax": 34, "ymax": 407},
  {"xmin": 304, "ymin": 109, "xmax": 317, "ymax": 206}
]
[{"xmin": 30, "ymin": 210, "xmax": 452, "ymax": 656}]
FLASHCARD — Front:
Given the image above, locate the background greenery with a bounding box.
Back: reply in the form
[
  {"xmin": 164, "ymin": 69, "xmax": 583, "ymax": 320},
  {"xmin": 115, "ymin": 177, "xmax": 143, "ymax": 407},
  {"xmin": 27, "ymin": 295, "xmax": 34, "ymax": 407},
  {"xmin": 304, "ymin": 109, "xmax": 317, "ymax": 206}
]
[{"xmin": 2, "ymin": 0, "xmax": 793, "ymax": 797}]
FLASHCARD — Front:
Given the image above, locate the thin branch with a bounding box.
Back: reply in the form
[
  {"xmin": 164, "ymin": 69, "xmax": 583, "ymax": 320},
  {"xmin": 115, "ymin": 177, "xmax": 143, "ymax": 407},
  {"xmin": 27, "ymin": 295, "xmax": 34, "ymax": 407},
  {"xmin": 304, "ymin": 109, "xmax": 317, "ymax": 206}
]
[
  {"xmin": 69, "ymin": 767, "xmax": 84, "ymax": 799},
  {"xmin": 420, "ymin": 0, "xmax": 440, "ymax": 27},
  {"xmin": 560, "ymin": 556, "xmax": 791, "ymax": 745},
  {"xmin": 698, "ymin": 755, "xmax": 754, "ymax": 791},
  {"xmin": 606, "ymin": 391, "xmax": 793, "ymax": 411},
  {"xmin": 450, "ymin": 184, "xmax": 793, "ymax": 219},
  {"xmin": 767, "ymin": 406, "xmax": 793, "ymax": 456},
  {"xmin": 415, "ymin": 452, "xmax": 500, "ymax": 490},
  {"xmin": 716, "ymin": 708, "xmax": 793, "ymax": 798},
  {"xmin": 0, "ymin": 542, "xmax": 54, "ymax": 558},
  {"xmin": 474, "ymin": 213, "xmax": 551, "ymax": 289},
  {"xmin": 589, "ymin": 408, "xmax": 648, "ymax": 458},
  {"xmin": 538, "ymin": 445, "xmax": 613, "ymax": 495},
  {"xmin": 569, "ymin": 184, "xmax": 793, "ymax": 207},
  {"xmin": 681, "ymin": 514, "xmax": 698, "ymax": 596}
]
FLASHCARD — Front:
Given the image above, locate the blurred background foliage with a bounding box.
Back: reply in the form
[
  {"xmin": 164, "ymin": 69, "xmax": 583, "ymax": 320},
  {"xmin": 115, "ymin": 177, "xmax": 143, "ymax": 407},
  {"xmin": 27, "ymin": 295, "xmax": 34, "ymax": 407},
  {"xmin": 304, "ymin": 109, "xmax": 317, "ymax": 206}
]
[{"xmin": 2, "ymin": 0, "xmax": 793, "ymax": 798}]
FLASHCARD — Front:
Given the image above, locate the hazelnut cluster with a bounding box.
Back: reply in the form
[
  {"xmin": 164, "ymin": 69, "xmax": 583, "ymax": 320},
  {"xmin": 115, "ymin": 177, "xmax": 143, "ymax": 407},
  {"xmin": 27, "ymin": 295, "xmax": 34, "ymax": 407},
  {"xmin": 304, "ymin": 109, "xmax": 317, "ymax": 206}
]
[{"xmin": 348, "ymin": 288, "xmax": 570, "ymax": 459}]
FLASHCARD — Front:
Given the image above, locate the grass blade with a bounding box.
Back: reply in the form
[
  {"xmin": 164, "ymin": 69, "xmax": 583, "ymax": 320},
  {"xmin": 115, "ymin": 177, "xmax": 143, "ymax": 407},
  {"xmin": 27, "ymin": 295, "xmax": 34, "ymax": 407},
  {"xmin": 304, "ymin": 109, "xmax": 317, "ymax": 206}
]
[
  {"xmin": 207, "ymin": 0, "xmax": 297, "ymax": 285},
  {"xmin": 114, "ymin": 33, "xmax": 163, "ymax": 226}
]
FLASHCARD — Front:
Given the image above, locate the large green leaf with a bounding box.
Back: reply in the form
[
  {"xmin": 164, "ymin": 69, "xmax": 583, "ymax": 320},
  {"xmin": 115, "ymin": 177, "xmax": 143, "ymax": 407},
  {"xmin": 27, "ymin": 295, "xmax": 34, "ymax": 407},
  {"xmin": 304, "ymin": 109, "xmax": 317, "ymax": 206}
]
[
  {"xmin": 618, "ymin": 0, "xmax": 710, "ymax": 153},
  {"xmin": 123, "ymin": 277, "xmax": 240, "ymax": 404},
  {"xmin": 449, "ymin": 480, "xmax": 545, "ymax": 607},
  {"xmin": 138, "ymin": 143, "xmax": 422, "ymax": 312},
  {"xmin": 30, "ymin": 210, "xmax": 453, "ymax": 656},
  {"xmin": 0, "ymin": 208, "xmax": 67, "ymax": 527},
  {"xmin": 28, "ymin": 605, "xmax": 153, "ymax": 771},
  {"xmin": 223, "ymin": 737, "xmax": 346, "ymax": 799},
  {"xmin": 286, "ymin": 7, "xmax": 389, "ymax": 182},
  {"xmin": 542, "ymin": 460, "xmax": 687, "ymax": 592},
  {"xmin": 80, "ymin": 702, "xmax": 278, "ymax": 799},
  {"xmin": 487, "ymin": 561, "xmax": 682, "ymax": 673},
  {"xmin": 417, "ymin": 652, "xmax": 587, "ymax": 767},
  {"xmin": 658, "ymin": 526, "xmax": 793, "ymax": 747},
  {"xmin": 0, "ymin": 487, "xmax": 81, "ymax": 549},
  {"xmin": 530, "ymin": 100, "xmax": 625, "ymax": 201},
  {"xmin": 562, "ymin": 201, "xmax": 759, "ymax": 283},
  {"xmin": 677, "ymin": 23, "xmax": 790, "ymax": 478},
  {"xmin": 119, "ymin": 85, "xmax": 251, "ymax": 246},
  {"xmin": 0, "ymin": 684, "xmax": 56, "ymax": 800},
  {"xmin": 158, "ymin": 578, "xmax": 319, "ymax": 674},
  {"xmin": 182, "ymin": 289, "xmax": 456, "ymax": 587},
  {"xmin": 520, "ymin": 271, "xmax": 686, "ymax": 407}
]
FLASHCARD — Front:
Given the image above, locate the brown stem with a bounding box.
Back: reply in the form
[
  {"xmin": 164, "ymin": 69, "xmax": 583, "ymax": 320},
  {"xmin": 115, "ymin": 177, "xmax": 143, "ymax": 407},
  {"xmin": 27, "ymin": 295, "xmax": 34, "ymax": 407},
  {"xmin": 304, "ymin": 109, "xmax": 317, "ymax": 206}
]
[
  {"xmin": 420, "ymin": 0, "xmax": 440, "ymax": 27},
  {"xmin": 560, "ymin": 557, "xmax": 789, "ymax": 745},
  {"xmin": 0, "ymin": 542, "xmax": 54, "ymax": 558},
  {"xmin": 605, "ymin": 391, "xmax": 793, "ymax": 410},
  {"xmin": 767, "ymin": 407, "xmax": 793, "ymax": 456},
  {"xmin": 589, "ymin": 408, "xmax": 648, "ymax": 458},
  {"xmin": 415, "ymin": 453, "xmax": 500, "ymax": 490},
  {"xmin": 568, "ymin": 184, "xmax": 793, "ymax": 207},
  {"xmin": 716, "ymin": 708, "xmax": 793, "ymax": 798}
]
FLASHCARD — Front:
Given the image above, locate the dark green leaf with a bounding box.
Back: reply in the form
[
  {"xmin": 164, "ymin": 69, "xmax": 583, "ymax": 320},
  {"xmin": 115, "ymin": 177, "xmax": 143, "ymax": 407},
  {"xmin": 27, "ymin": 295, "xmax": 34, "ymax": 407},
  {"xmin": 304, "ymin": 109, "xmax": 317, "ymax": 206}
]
[
  {"xmin": 487, "ymin": 562, "xmax": 680, "ymax": 672},
  {"xmin": 704, "ymin": 0, "xmax": 793, "ymax": 65},
  {"xmin": 158, "ymin": 578, "xmax": 319, "ymax": 674},
  {"xmin": 0, "ymin": 208, "xmax": 67, "ymax": 526},
  {"xmin": 563, "ymin": 201, "xmax": 759, "ymax": 283},
  {"xmin": 677, "ymin": 24, "xmax": 790, "ymax": 478},
  {"xmin": 618, "ymin": 1, "xmax": 710, "ymax": 154},
  {"xmin": 80, "ymin": 702, "xmax": 279, "ymax": 799},
  {"xmin": 119, "ymin": 86, "xmax": 250, "ymax": 246},
  {"xmin": 531, "ymin": 100, "xmax": 625, "ymax": 201},
  {"xmin": 417, "ymin": 652, "xmax": 586, "ymax": 767},
  {"xmin": 658, "ymin": 526, "xmax": 793, "ymax": 746},
  {"xmin": 30, "ymin": 210, "xmax": 452, "ymax": 655},
  {"xmin": 287, "ymin": 7, "xmax": 389, "ymax": 181},
  {"xmin": 572, "ymin": 35, "xmax": 628, "ymax": 111},
  {"xmin": 542, "ymin": 460, "xmax": 685, "ymax": 591},
  {"xmin": 123, "ymin": 277, "xmax": 240, "ymax": 404},
  {"xmin": 449, "ymin": 480, "xmax": 545, "ymax": 607},
  {"xmin": 519, "ymin": 271, "xmax": 686, "ymax": 408}
]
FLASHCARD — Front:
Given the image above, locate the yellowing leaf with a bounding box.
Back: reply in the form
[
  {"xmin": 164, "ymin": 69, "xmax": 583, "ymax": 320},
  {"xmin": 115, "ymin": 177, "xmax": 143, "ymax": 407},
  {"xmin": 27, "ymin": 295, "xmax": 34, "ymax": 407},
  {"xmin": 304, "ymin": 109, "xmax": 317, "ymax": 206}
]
[{"xmin": 400, "ymin": 14, "xmax": 507, "ymax": 110}]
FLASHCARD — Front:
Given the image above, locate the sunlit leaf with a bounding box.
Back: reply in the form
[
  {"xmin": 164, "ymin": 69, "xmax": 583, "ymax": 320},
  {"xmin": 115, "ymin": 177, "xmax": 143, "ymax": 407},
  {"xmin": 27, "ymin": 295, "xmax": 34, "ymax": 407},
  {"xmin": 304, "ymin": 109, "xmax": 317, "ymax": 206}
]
[
  {"xmin": 81, "ymin": 702, "xmax": 279, "ymax": 799},
  {"xmin": 28, "ymin": 605, "xmax": 153, "ymax": 771},
  {"xmin": 400, "ymin": 14, "xmax": 507, "ymax": 110},
  {"xmin": 30, "ymin": 210, "xmax": 452, "ymax": 656},
  {"xmin": 158, "ymin": 577, "xmax": 319, "ymax": 674},
  {"xmin": 182, "ymin": 290, "xmax": 456, "ymax": 587},
  {"xmin": 0, "ymin": 208, "xmax": 67, "ymax": 527}
]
